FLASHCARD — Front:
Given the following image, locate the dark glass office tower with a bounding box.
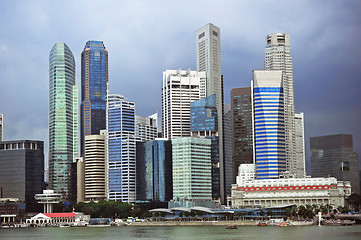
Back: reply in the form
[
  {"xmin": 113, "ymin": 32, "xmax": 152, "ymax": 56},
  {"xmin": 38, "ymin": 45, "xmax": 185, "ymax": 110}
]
[
  {"xmin": 81, "ymin": 41, "xmax": 108, "ymax": 156},
  {"xmin": 136, "ymin": 140, "xmax": 173, "ymax": 203},
  {"xmin": 311, "ymin": 134, "xmax": 360, "ymax": 194},
  {"xmin": 231, "ymin": 87, "xmax": 253, "ymax": 182},
  {"xmin": 0, "ymin": 140, "xmax": 45, "ymax": 212}
]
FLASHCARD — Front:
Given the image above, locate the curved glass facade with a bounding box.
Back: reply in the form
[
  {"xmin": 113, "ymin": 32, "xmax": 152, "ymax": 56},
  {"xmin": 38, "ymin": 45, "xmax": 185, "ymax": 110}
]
[{"xmin": 49, "ymin": 43, "xmax": 78, "ymax": 200}]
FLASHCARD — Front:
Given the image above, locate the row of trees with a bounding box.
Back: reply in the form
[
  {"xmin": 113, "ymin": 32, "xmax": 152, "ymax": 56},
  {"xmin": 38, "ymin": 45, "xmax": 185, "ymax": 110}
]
[
  {"xmin": 53, "ymin": 200, "xmax": 151, "ymax": 219},
  {"xmin": 284, "ymin": 204, "xmax": 353, "ymax": 220}
]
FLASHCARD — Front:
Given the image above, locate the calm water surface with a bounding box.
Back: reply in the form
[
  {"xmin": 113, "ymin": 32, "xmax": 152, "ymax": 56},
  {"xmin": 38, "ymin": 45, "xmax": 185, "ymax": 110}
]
[{"xmin": 1, "ymin": 225, "xmax": 361, "ymax": 240}]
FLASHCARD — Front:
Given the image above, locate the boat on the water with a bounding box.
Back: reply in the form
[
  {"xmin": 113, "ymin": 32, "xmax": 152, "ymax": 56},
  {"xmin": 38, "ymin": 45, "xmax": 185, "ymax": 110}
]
[
  {"xmin": 278, "ymin": 222, "xmax": 290, "ymax": 227},
  {"xmin": 226, "ymin": 225, "xmax": 238, "ymax": 229},
  {"xmin": 257, "ymin": 222, "xmax": 267, "ymax": 226}
]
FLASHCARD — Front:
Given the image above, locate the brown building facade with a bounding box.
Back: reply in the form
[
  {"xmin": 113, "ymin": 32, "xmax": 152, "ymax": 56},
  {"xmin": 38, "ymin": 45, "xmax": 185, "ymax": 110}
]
[{"xmin": 231, "ymin": 87, "xmax": 253, "ymax": 183}]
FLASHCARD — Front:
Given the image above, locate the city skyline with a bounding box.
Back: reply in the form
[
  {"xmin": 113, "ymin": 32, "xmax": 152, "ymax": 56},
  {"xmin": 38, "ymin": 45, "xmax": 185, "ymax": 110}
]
[{"xmin": 0, "ymin": 0, "xmax": 360, "ymax": 173}]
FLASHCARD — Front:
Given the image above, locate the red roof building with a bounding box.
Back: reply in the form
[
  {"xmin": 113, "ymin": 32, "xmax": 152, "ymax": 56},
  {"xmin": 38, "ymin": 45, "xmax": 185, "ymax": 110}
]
[{"xmin": 43, "ymin": 213, "xmax": 77, "ymax": 218}]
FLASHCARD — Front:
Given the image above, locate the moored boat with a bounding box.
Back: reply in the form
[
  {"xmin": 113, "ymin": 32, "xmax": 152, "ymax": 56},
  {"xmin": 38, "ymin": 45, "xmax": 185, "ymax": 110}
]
[
  {"xmin": 226, "ymin": 225, "xmax": 238, "ymax": 229},
  {"xmin": 278, "ymin": 222, "xmax": 290, "ymax": 227},
  {"xmin": 257, "ymin": 222, "xmax": 267, "ymax": 226}
]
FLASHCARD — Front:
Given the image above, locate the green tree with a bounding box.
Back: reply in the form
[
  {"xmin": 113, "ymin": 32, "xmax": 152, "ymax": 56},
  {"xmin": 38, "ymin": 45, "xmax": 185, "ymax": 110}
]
[
  {"xmin": 291, "ymin": 206, "xmax": 298, "ymax": 218},
  {"xmin": 347, "ymin": 194, "xmax": 361, "ymax": 212},
  {"xmin": 299, "ymin": 205, "xmax": 307, "ymax": 219},
  {"xmin": 320, "ymin": 205, "xmax": 328, "ymax": 214},
  {"xmin": 266, "ymin": 210, "xmax": 272, "ymax": 218},
  {"xmin": 259, "ymin": 209, "xmax": 265, "ymax": 219},
  {"xmin": 285, "ymin": 208, "xmax": 291, "ymax": 218}
]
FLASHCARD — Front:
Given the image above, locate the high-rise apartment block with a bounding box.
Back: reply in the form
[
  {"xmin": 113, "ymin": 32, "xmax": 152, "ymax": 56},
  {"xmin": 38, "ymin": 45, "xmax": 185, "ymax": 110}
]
[
  {"xmin": 310, "ymin": 134, "xmax": 360, "ymax": 194},
  {"xmin": 196, "ymin": 23, "xmax": 225, "ymax": 202},
  {"xmin": 135, "ymin": 113, "xmax": 158, "ymax": 142},
  {"xmin": 294, "ymin": 113, "xmax": 306, "ymax": 178},
  {"xmin": 0, "ymin": 140, "xmax": 45, "ymax": 212},
  {"xmin": 107, "ymin": 94, "xmax": 136, "ymax": 202},
  {"xmin": 162, "ymin": 69, "xmax": 205, "ymax": 139},
  {"xmin": 231, "ymin": 87, "xmax": 253, "ymax": 182},
  {"xmin": 170, "ymin": 137, "xmax": 213, "ymax": 208},
  {"xmin": 252, "ymin": 70, "xmax": 286, "ymax": 179},
  {"xmin": 136, "ymin": 139, "xmax": 173, "ymax": 203},
  {"xmin": 81, "ymin": 41, "xmax": 108, "ymax": 156},
  {"xmin": 264, "ymin": 33, "xmax": 296, "ymax": 176},
  {"xmin": 84, "ymin": 130, "xmax": 107, "ymax": 201},
  {"xmin": 48, "ymin": 43, "xmax": 78, "ymax": 200},
  {"xmin": 0, "ymin": 114, "xmax": 3, "ymax": 141}
]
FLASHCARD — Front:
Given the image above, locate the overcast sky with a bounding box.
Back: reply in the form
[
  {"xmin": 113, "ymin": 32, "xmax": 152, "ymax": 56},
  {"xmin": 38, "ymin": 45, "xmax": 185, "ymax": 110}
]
[{"xmin": 0, "ymin": 0, "xmax": 360, "ymax": 173}]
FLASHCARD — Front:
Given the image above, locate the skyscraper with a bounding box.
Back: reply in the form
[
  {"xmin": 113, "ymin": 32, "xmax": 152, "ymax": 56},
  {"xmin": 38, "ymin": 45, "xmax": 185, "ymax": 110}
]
[
  {"xmin": 162, "ymin": 69, "xmax": 204, "ymax": 139},
  {"xmin": 48, "ymin": 43, "xmax": 78, "ymax": 200},
  {"xmin": 252, "ymin": 70, "xmax": 286, "ymax": 179},
  {"xmin": 294, "ymin": 113, "xmax": 306, "ymax": 178},
  {"xmin": 84, "ymin": 130, "xmax": 107, "ymax": 201},
  {"xmin": 106, "ymin": 94, "xmax": 136, "ymax": 202},
  {"xmin": 190, "ymin": 94, "xmax": 220, "ymax": 200},
  {"xmin": 171, "ymin": 137, "xmax": 212, "ymax": 208},
  {"xmin": 310, "ymin": 134, "xmax": 360, "ymax": 194},
  {"xmin": 264, "ymin": 33, "xmax": 295, "ymax": 176},
  {"xmin": 231, "ymin": 87, "xmax": 253, "ymax": 182},
  {"xmin": 81, "ymin": 41, "xmax": 108, "ymax": 156},
  {"xmin": 136, "ymin": 139, "xmax": 173, "ymax": 203},
  {"xmin": 223, "ymin": 106, "xmax": 233, "ymax": 199},
  {"xmin": 0, "ymin": 114, "xmax": 3, "ymax": 141},
  {"xmin": 196, "ymin": 23, "xmax": 225, "ymax": 202},
  {"xmin": 135, "ymin": 113, "xmax": 158, "ymax": 142},
  {"xmin": 0, "ymin": 140, "xmax": 45, "ymax": 212}
]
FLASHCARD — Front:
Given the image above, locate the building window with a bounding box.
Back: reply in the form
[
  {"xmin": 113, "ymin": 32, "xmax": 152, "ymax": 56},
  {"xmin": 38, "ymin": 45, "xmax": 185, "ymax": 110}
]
[{"xmin": 341, "ymin": 161, "xmax": 349, "ymax": 171}]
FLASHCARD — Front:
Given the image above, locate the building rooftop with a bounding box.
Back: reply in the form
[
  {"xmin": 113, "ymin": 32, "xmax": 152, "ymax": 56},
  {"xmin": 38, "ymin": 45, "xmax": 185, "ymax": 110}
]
[{"xmin": 43, "ymin": 212, "xmax": 77, "ymax": 218}]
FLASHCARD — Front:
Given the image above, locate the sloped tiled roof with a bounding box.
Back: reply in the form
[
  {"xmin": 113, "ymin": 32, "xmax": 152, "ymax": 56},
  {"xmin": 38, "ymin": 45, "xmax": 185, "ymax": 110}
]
[{"xmin": 43, "ymin": 212, "xmax": 77, "ymax": 218}]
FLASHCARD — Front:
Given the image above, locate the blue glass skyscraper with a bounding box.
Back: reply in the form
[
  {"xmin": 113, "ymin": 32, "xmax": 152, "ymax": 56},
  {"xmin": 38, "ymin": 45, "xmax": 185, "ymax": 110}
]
[
  {"xmin": 106, "ymin": 94, "xmax": 136, "ymax": 202},
  {"xmin": 252, "ymin": 70, "xmax": 286, "ymax": 179},
  {"xmin": 81, "ymin": 41, "xmax": 108, "ymax": 156},
  {"xmin": 136, "ymin": 140, "xmax": 173, "ymax": 203}
]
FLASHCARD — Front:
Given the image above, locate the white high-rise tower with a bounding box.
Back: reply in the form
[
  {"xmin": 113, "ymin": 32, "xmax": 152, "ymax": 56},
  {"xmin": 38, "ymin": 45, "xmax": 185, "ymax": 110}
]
[
  {"xmin": 294, "ymin": 113, "xmax": 306, "ymax": 178},
  {"xmin": 264, "ymin": 33, "xmax": 296, "ymax": 176},
  {"xmin": 196, "ymin": 23, "xmax": 226, "ymax": 202},
  {"xmin": 161, "ymin": 69, "xmax": 204, "ymax": 140}
]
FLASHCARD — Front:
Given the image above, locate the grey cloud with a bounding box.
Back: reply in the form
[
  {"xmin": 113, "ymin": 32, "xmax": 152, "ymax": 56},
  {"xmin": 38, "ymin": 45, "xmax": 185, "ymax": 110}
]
[{"xmin": 0, "ymin": 0, "xmax": 360, "ymax": 171}]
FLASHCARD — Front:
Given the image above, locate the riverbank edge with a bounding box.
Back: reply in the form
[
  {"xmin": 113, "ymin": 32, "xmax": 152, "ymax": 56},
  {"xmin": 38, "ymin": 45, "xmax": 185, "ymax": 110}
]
[
  {"xmin": 129, "ymin": 221, "xmax": 257, "ymax": 226},
  {"xmin": 129, "ymin": 221, "xmax": 317, "ymax": 226}
]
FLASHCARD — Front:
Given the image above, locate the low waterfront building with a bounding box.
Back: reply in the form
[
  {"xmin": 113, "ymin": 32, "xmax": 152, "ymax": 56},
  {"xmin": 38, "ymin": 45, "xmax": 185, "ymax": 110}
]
[
  {"xmin": 0, "ymin": 198, "xmax": 25, "ymax": 223},
  {"xmin": 228, "ymin": 176, "xmax": 351, "ymax": 209},
  {"xmin": 26, "ymin": 212, "xmax": 77, "ymax": 224}
]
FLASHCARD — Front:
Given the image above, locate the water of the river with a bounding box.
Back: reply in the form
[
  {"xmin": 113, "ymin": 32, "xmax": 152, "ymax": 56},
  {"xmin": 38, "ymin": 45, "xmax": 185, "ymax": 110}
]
[{"xmin": 1, "ymin": 225, "xmax": 361, "ymax": 240}]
